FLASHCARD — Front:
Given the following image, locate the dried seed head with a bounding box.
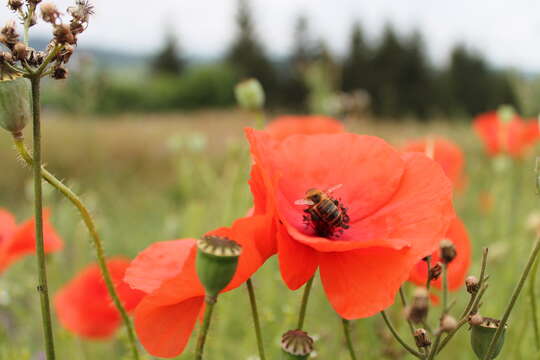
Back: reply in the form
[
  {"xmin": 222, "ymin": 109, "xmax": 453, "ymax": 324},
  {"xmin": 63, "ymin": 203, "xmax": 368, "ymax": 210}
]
[
  {"xmin": 440, "ymin": 315, "xmax": 458, "ymax": 332},
  {"xmin": 405, "ymin": 287, "xmax": 429, "ymax": 324},
  {"xmin": 28, "ymin": 0, "xmax": 43, "ymax": 5},
  {"xmin": 414, "ymin": 328, "xmax": 431, "ymax": 348},
  {"xmin": 12, "ymin": 42, "xmax": 27, "ymax": 61},
  {"xmin": 52, "ymin": 64, "xmax": 68, "ymax": 79},
  {"xmin": 465, "ymin": 275, "xmax": 480, "ymax": 294},
  {"xmin": 25, "ymin": 48, "xmax": 45, "ymax": 66},
  {"xmin": 57, "ymin": 44, "xmax": 74, "ymax": 63},
  {"xmin": 440, "ymin": 239, "xmax": 457, "ymax": 264},
  {"xmin": 430, "ymin": 262, "xmax": 443, "ymax": 281},
  {"xmin": 53, "ymin": 23, "xmax": 75, "ymax": 44},
  {"xmin": 41, "ymin": 2, "xmax": 61, "ymax": 24},
  {"xmin": 469, "ymin": 313, "xmax": 484, "ymax": 326},
  {"xmin": 7, "ymin": 0, "xmax": 24, "ymax": 11},
  {"xmin": 281, "ymin": 330, "xmax": 314, "ymax": 359},
  {"xmin": 1, "ymin": 20, "xmax": 19, "ymax": 48},
  {"xmin": 67, "ymin": 0, "xmax": 94, "ymax": 24}
]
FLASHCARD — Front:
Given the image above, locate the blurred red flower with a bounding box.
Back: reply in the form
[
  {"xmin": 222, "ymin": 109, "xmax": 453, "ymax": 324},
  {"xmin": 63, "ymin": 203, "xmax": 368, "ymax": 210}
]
[
  {"xmin": 246, "ymin": 128, "xmax": 455, "ymax": 319},
  {"xmin": 266, "ymin": 115, "xmax": 345, "ymax": 141},
  {"xmin": 0, "ymin": 208, "xmax": 63, "ymax": 273},
  {"xmin": 473, "ymin": 111, "xmax": 539, "ymax": 157},
  {"xmin": 409, "ymin": 217, "xmax": 472, "ymax": 291},
  {"xmin": 54, "ymin": 258, "xmax": 145, "ymax": 339},
  {"xmin": 124, "ymin": 215, "xmax": 267, "ymax": 358},
  {"xmin": 403, "ymin": 137, "xmax": 465, "ymax": 190}
]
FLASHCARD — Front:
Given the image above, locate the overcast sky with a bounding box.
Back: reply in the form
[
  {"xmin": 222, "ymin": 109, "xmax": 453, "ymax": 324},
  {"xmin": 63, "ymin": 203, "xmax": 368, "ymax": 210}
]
[{"xmin": 2, "ymin": 0, "xmax": 540, "ymax": 70}]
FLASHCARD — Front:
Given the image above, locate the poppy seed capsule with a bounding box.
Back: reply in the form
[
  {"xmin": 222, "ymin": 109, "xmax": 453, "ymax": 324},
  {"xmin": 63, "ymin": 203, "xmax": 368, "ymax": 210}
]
[
  {"xmin": 235, "ymin": 78, "xmax": 265, "ymax": 111},
  {"xmin": 470, "ymin": 317, "xmax": 507, "ymax": 359},
  {"xmin": 440, "ymin": 239, "xmax": 457, "ymax": 264},
  {"xmin": 0, "ymin": 75, "xmax": 31, "ymax": 136},
  {"xmin": 414, "ymin": 328, "xmax": 431, "ymax": 348},
  {"xmin": 281, "ymin": 330, "xmax": 314, "ymax": 360},
  {"xmin": 196, "ymin": 235, "xmax": 242, "ymax": 298},
  {"xmin": 465, "ymin": 275, "xmax": 480, "ymax": 294}
]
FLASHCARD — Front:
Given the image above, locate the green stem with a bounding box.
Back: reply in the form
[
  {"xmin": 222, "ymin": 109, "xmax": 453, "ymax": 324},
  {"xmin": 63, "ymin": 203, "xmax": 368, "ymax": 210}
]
[
  {"xmin": 380, "ymin": 311, "xmax": 423, "ymax": 359},
  {"xmin": 13, "ymin": 138, "xmax": 140, "ymax": 360},
  {"xmin": 297, "ymin": 276, "xmax": 314, "ymax": 330},
  {"xmin": 23, "ymin": 4, "xmax": 35, "ymax": 46},
  {"xmin": 427, "ymin": 264, "xmax": 448, "ymax": 360},
  {"xmin": 425, "ymin": 256, "xmax": 432, "ymax": 291},
  {"xmin": 483, "ymin": 238, "xmax": 540, "ymax": 360},
  {"xmin": 341, "ymin": 318, "xmax": 358, "ymax": 360},
  {"xmin": 195, "ymin": 296, "xmax": 217, "ymax": 360},
  {"xmin": 529, "ymin": 255, "xmax": 540, "ymax": 350},
  {"xmin": 30, "ymin": 76, "xmax": 56, "ymax": 360},
  {"xmin": 245, "ymin": 279, "xmax": 266, "ymax": 360}
]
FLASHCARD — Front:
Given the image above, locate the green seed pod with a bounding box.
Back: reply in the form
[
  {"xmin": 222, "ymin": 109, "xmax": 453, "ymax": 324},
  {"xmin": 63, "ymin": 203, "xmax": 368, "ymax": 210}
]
[
  {"xmin": 470, "ymin": 317, "xmax": 506, "ymax": 359},
  {"xmin": 235, "ymin": 78, "xmax": 265, "ymax": 111},
  {"xmin": 196, "ymin": 235, "xmax": 242, "ymax": 298},
  {"xmin": 281, "ymin": 330, "xmax": 314, "ymax": 360},
  {"xmin": 0, "ymin": 75, "xmax": 31, "ymax": 136}
]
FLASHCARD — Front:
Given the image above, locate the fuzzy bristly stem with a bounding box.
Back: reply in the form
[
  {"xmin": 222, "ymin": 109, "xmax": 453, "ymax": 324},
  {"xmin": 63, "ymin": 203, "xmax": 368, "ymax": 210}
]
[
  {"xmin": 246, "ymin": 279, "xmax": 266, "ymax": 360},
  {"xmin": 30, "ymin": 76, "xmax": 56, "ymax": 360},
  {"xmin": 380, "ymin": 311, "xmax": 423, "ymax": 359},
  {"xmin": 13, "ymin": 137, "xmax": 140, "ymax": 360},
  {"xmin": 341, "ymin": 318, "xmax": 358, "ymax": 360},
  {"xmin": 483, "ymin": 238, "xmax": 540, "ymax": 360},
  {"xmin": 530, "ymin": 255, "xmax": 540, "ymax": 350},
  {"xmin": 427, "ymin": 264, "xmax": 448, "ymax": 360},
  {"xmin": 425, "ymin": 256, "xmax": 432, "ymax": 291},
  {"xmin": 297, "ymin": 276, "xmax": 314, "ymax": 330},
  {"xmin": 195, "ymin": 297, "xmax": 217, "ymax": 360}
]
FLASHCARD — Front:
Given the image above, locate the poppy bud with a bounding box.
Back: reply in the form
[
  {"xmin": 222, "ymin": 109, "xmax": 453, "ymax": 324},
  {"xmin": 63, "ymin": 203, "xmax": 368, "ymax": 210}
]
[
  {"xmin": 469, "ymin": 313, "xmax": 484, "ymax": 326},
  {"xmin": 470, "ymin": 317, "xmax": 506, "ymax": 359},
  {"xmin": 440, "ymin": 239, "xmax": 457, "ymax": 264},
  {"xmin": 281, "ymin": 329, "xmax": 314, "ymax": 360},
  {"xmin": 52, "ymin": 64, "xmax": 68, "ymax": 80},
  {"xmin": 497, "ymin": 105, "xmax": 515, "ymax": 124},
  {"xmin": 7, "ymin": 0, "xmax": 24, "ymax": 11},
  {"xmin": 196, "ymin": 235, "xmax": 242, "ymax": 298},
  {"xmin": 40, "ymin": 2, "xmax": 60, "ymax": 24},
  {"xmin": 430, "ymin": 262, "xmax": 443, "ymax": 281},
  {"xmin": 440, "ymin": 315, "xmax": 457, "ymax": 333},
  {"xmin": 465, "ymin": 276, "xmax": 480, "ymax": 294},
  {"xmin": 0, "ymin": 75, "xmax": 31, "ymax": 137},
  {"xmin": 12, "ymin": 42, "xmax": 27, "ymax": 61},
  {"xmin": 405, "ymin": 287, "xmax": 429, "ymax": 324},
  {"xmin": 414, "ymin": 328, "xmax": 431, "ymax": 348},
  {"xmin": 53, "ymin": 24, "xmax": 76, "ymax": 44},
  {"xmin": 235, "ymin": 78, "xmax": 265, "ymax": 111}
]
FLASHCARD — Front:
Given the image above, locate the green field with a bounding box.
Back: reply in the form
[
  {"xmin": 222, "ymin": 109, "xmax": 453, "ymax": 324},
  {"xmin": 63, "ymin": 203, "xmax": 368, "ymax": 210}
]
[{"xmin": 0, "ymin": 110, "xmax": 538, "ymax": 359}]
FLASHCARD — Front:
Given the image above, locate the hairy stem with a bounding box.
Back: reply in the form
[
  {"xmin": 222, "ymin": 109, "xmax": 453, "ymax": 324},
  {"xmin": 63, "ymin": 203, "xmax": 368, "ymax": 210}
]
[
  {"xmin": 297, "ymin": 276, "xmax": 314, "ymax": 330},
  {"xmin": 380, "ymin": 311, "xmax": 423, "ymax": 359},
  {"xmin": 30, "ymin": 76, "xmax": 56, "ymax": 360},
  {"xmin": 529, "ymin": 255, "xmax": 540, "ymax": 350},
  {"xmin": 341, "ymin": 318, "xmax": 358, "ymax": 360},
  {"xmin": 13, "ymin": 137, "xmax": 140, "ymax": 360},
  {"xmin": 246, "ymin": 279, "xmax": 266, "ymax": 360},
  {"xmin": 195, "ymin": 297, "xmax": 217, "ymax": 360}
]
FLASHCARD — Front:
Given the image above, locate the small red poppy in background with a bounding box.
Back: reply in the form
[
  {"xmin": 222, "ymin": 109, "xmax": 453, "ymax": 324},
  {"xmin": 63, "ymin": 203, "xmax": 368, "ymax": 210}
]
[
  {"xmin": 54, "ymin": 258, "xmax": 145, "ymax": 339},
  {"xmin": 124, "ymin": 215, "xmax": 267, "ymax": 358},
  {"xmin": 247, "ymin": 128, "xmax": 455, "ymax": 319},
  {"xmin": 0, "ymin": 208, "xmax": 63, "ymax": 273},
  {"xmin": 403, "ymin": 137, "xmax": 465, "ymax": 190},
  {"xmin": 265, "ymin": 115, "xmax": 345, "ymax": 141},
  {"xmin": 409, "ymin": 217, "xmax": 472, "ymax": 291},
  {"xmin": 473, "ymin": 111, "xmax": 539, "ymax": 157}
]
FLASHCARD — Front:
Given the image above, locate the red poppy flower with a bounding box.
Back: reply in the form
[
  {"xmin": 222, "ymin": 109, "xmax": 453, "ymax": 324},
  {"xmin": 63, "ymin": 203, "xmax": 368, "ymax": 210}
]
[
  {"xmin": 409, "ymin": 217, "xmax": 472, "ymax": 291},
  {"xmin": 473, "ymin": 111, "xmax": 539, "ymax": 157},
  {"xmin": 403, "ymin": 137, "xmax": 465, "ymax": 190},
  {"xmin": 266, "ymin": 115, "xmax": 345, "ymax": 141},
  {"xmin": 124, "ymin": 215, "xmax": 267, "ymax": 358},
  {"xmin": 246, "ymin": 128, "xmax": 455, "ymax": 319},
  {"xmin": 54, "ymin": 258, "xmax": 145, "ymax": 339},
  {"xmin": 0, "ymin": 208, "xmax": 63, "ymax": 273}
]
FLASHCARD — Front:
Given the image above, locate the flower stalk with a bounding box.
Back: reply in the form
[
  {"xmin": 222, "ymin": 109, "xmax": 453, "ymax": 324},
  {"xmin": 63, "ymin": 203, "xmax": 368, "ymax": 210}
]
[
  {"xmin": 341, "ymin": 318, "xmax": 358, "ymax": 360},
  {"xmin": 246, "ymin": 278, "xmax": 266, "ymax": 360},
  {"xmin": 297, "ymin": 276, "xmax": 314, "ymax": 330},
  {"xmin": 195, "ymin": 296, "xmax": 217, "ymax": 360}
]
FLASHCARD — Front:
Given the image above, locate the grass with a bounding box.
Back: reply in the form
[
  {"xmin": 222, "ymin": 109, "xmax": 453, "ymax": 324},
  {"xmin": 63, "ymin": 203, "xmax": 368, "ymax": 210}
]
[{"xmin": 0, "ymin": 110, "xmax": 539, "ymax": 359}]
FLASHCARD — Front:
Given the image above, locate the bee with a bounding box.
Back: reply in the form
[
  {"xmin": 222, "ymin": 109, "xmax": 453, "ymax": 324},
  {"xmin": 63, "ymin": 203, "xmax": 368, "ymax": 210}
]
[{"xmin": 294, "ymin": 184, "xmax": 350, "ymax": 237}]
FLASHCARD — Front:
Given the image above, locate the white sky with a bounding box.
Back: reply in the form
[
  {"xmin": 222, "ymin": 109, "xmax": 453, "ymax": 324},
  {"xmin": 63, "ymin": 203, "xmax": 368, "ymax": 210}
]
[{"xmin": 2, "ymin": 0, "xmax": 540, "ymax": 70}]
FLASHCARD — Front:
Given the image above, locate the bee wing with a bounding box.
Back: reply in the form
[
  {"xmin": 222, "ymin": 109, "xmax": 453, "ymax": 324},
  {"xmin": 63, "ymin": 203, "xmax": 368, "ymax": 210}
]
[
  {"xmin": 326, "ymin": 184, "xmax": 343, "ymax": 194},
  {"xmin": 294, "ymin": 199, "xmax": 315, "ymax": 206}
]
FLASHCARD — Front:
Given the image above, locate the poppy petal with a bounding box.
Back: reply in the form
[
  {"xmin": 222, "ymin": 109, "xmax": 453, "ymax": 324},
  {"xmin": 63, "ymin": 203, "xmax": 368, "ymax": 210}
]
[{"xmin": 277, "ymin": 225, "xmax": 318, "ymax": 290}]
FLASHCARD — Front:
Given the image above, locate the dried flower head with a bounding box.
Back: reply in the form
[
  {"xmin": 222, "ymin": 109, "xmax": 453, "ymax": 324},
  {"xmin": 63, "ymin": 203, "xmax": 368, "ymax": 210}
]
[
  {"xmin": 41, "ymin": 2, "xmax": 61, "ymax": 24},
  {"xmin": 405, "ymin": 287, "xmax": 429, "ymax": 324},
  {"xmin": 465, "ymin": 275, "xmax": 480, "ymax": 294},
  {"xmin": 52, "ymin": 64, "xmax": 68, "ymax": 79},
  {"xmin": 25, "ymin": 48, "xmax": 45, "ymax": 66},
  {"xmin": 53, "ymin": 24, "xmax": 75, "ymax": 44},
  {"xmin": 414, "ymin": 328, "xmax": 431, "ymax": 348},
  {"xmin": 440, "ymin": 239, "xmax": 457, "ymax": 264},
  {"xmin": 1, "ymin": 20, "xmax": 19, "ymax": 48},
  {"xmin": 57, "ymin": 44, "xmax": 74, "ymax": 63},
  {"xmin": 12, "ymin": 42, "xmax": 27, "ymax": 61},
  {"xmin": 429, "ymin": 261, "xmax": 443, "ymax": 281},
  {"xmin": 7, "ymin": 0, "xmax": 24, "ymax": 11},
  {"xmin": 67, "ymin": 0, "xmax": 94, "ymax": 23}
]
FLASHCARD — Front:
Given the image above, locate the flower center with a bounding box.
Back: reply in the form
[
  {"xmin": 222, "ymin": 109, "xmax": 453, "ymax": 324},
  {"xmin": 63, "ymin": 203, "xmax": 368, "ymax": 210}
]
[{"xmin": 301, "ymin": 191, "xmax": 350, "ymax": 238}]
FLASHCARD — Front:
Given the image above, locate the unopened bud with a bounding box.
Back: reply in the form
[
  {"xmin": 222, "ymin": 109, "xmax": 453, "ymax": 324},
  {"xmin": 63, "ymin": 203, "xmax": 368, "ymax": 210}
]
[
  {"xmin": 53, "ymin": 24, "xmax": 75, "ymax": 44},
  {"xmin": 12, "ymin": 42, "xmax": 27, "ymax": 61},
  {"xmin": 405, "ymin": 288, "xmax": 429, "ymax": 324},
  {"xmin": 497, "ymin": 105, "xmax": 515, "ymax": 124},
  {"xmin": 440, "ymin": 239, "xmax": 457, "ymax": 264},
  {"xmin": 40, "ymin": 2, "xmax": 60, "ymax": 24},
  {"xmin": 440, "ymin": 315, "xmax": 457, "ymax": 332},
  {"xmin": 196, "ymin": 235, "xmax": 241, "ymax": 298},
  {"xmin": 281, "ymin": 330, "xmax": 314, "ymax": 360},
  {"xmin": 471, "ymin": 317, "xmax": 506, "ymax": 359},
  {"xmin": 469, "ymin": 313, "xmax": 484, "ymax": 326},
  {"xmin": 465, "ymin": 276, "xmax": 480, "ymax": 294},
  {"xmin": 0, "ymin": 75, "xmax": 31, "ymax": 136},
  {"xmin": 57, "ymin": 44, "xmax": 74, "ymax": 63},
  {"xmin": 51, "ymin": 64, "xmax": 68, "ymax": 80},
  {"xmin": 430, "ymin": 262, "xmax": 443, "ymax": 281},
  {"xmin": 235, "ymin": 78, "xmax": 265, "ymax": 111},
  {"xmin": 7, "ymin": 0, "xmax": 24, "ymax": 11},
  {"xmin": 414, "ymin": 328, "xmax": 431, "ymax": 348}
]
